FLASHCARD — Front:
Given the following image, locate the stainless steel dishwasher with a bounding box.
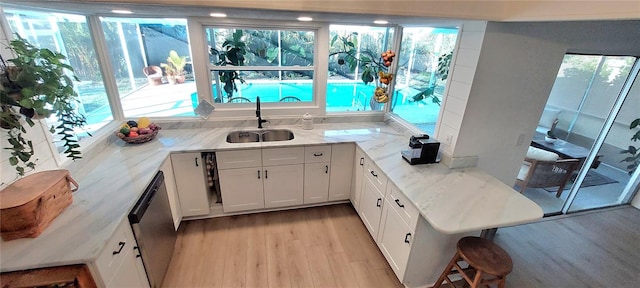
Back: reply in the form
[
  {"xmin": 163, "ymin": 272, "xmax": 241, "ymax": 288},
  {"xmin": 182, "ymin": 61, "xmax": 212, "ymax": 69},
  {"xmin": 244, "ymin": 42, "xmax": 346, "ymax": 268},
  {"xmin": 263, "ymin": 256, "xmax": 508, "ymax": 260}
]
[{"xmin": 129, "ymin": 171, "xmax": 176, "ymax": 288}]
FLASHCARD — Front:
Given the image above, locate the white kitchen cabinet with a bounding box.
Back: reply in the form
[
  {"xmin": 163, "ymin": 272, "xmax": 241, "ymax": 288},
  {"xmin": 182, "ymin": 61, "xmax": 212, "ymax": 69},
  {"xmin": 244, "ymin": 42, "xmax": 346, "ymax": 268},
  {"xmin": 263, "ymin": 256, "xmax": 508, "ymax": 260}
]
[
  {"xmin": 218, "ymin": 167, "xmax": 264, "ymax": 212},
  {"xmin": 160, "ymin": 156, "xmax": 182, "ymax": 230},
  {"xmin": 351, "ymin": 146, "xmax": 366, "ymax": 211},
  {"xmin": 359, "ymin": 175, "xmax": 385, "ymax": 239},
  {"xmin": 378, "ymin": 198, "xmax": 415, "ymax": 280},
  {"xmin": 94, "ymin": 219, "xmax": 149, "ymax": 288},
  {"xmin": 264, "ymin": 164, "xmax": 304, "ymax": 208},
  {"xmin": 304, "ymin": 162, "xmax": 330, "ymax": 204},
  {"xmin": 328, "ymin": 143, "xmax": 354, "ymax": 201},
  {"xmin": 171, "ymin": 153, "xmax": 210, "ymax": 217}
]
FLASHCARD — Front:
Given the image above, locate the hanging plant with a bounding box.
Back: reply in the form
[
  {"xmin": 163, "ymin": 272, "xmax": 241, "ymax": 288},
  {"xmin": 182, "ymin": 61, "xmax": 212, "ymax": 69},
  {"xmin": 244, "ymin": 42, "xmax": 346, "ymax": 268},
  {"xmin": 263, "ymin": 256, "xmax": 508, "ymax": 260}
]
[
  {"xmin": 0, "ymin": 35, "xmax": 88, "ymax": 176},
  {"xmin": 210, "ymin": 30, "xmax": 246, "ymax": 102}
]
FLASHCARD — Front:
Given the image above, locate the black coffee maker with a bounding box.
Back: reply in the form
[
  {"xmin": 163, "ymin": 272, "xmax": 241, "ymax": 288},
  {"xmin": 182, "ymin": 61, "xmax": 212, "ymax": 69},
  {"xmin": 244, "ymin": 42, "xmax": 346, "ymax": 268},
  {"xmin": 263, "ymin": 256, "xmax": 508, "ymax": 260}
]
[{"xmin": 401, "ymin": 134, "xmax": 440, "ymax": 165}]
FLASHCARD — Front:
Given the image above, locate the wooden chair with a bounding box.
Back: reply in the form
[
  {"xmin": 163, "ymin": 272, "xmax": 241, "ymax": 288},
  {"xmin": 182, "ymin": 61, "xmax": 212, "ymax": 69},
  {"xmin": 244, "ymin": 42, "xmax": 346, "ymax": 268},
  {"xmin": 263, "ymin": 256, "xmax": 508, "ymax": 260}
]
[
  {"xmin": 516, "ymin": 157, "xmax": 580, "ymax": 198},
  {"xmin": 279, "ymin": 96, "xmax": 301, "ymax": 102},
  {"xmin": 227, "ymin": 97, "xmax": 252, "ymax": 103},
  {"xmin": 143, "ymin": 66, "xmax": 163, "ymax": 85}
]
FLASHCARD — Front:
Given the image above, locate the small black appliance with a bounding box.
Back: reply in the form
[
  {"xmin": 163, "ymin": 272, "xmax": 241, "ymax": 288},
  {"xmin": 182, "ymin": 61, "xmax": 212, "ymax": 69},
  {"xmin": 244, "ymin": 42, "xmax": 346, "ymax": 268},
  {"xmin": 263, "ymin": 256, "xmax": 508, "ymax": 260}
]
[{"xmin": 401, "ymin": 134, "xmax": 440, "ymax": 165}]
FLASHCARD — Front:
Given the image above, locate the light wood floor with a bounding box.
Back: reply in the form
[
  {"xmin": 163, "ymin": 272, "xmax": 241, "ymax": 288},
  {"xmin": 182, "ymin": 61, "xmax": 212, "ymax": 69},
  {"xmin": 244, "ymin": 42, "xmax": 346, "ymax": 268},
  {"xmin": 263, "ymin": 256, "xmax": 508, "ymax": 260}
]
[
  {"xmin": 162, "ymin": 204, "xmax": 402, "ymax": 288},
  {"xmin": 494, "ymin": 206, "xmax": 640, "ymax": 287}
]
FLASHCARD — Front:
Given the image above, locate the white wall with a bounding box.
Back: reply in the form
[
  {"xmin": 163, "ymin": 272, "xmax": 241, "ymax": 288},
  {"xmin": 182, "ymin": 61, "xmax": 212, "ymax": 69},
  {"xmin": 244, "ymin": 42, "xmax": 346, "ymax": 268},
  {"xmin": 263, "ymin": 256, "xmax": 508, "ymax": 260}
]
[
  {"xmin": 441, "ymin": 20, "xmax": 640, "ymax": 202},
  {"xmin": 0, "ymin": 20, "xmax": 58, "ymax": 187}
]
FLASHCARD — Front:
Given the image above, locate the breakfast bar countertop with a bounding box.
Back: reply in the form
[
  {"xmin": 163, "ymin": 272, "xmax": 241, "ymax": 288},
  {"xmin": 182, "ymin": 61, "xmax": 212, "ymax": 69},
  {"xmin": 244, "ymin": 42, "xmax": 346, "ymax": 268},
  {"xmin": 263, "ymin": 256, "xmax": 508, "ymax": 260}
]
[{"xmin": 0, "ymin": 122, "xmax": 542, "ymax": 272}]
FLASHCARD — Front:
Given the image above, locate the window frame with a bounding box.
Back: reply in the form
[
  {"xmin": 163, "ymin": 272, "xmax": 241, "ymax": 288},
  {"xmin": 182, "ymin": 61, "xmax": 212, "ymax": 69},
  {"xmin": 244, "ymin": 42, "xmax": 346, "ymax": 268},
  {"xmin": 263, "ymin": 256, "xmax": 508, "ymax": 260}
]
[{"xmin": 189, "ymin": 18, "xmax": 328, "ymax": 118}]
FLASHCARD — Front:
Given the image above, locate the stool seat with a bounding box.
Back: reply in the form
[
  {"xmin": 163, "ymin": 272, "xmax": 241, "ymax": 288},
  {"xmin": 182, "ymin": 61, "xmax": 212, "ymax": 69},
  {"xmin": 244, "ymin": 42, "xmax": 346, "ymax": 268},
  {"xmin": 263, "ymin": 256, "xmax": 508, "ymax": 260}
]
[
  {"xmin": 457, "ymin": 236, "xmax": 513, "ymax": 276},
  {"xmin": 432, "ymin": 236, "xmax": 513, "ymax": 288}
]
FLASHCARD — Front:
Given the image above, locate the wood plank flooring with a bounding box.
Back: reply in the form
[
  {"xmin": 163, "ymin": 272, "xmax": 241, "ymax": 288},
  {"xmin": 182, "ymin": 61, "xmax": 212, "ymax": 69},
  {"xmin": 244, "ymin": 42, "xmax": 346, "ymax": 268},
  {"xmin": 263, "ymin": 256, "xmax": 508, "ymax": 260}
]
[
  {"xmin": 162, "ymin": 204, "xmax": 402, "ymax": 288},
  {"xmin": 494, "ymin": 206, "xmax": 640, "ymax": 287}
]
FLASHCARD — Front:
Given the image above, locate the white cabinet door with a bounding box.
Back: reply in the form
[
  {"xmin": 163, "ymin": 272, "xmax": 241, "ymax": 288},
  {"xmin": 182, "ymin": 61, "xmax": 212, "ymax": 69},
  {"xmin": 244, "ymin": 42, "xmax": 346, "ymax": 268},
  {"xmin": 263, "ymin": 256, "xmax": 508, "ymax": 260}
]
[
  {"xmin": 359, "ymin": 176, "xmax": 384, "ymax": 239},
  {"xmin": 328, "ymin": 143, "xmax": 354, "ymax": 201},
  {"xmin": 219, "ymin": 167, "xmax": 264, "ymax": 212},
  {"xmin": 304, "ymin": 162, "xmax": 330, "ymax": 204},
  {"xmin": 107, "ymin": 244, "xmax": 149, "ymax": 288},
  {"xmin": 160, "ymin": 157, "xmax": 181, "ymax": 230},
  {"xmin": 351, "ymin": 146, "xmax": 366, "ymax": 211},
  {"xmin": 171, "ymin": 153, "xmax": 210, "ymax": 217},
  {"xmin": 264, "ymin": 164, "xmax": 304, "ymax": 208},
  {"xmin": 379, "ymin": 200, "xmax": 414, "ymax": 280}
]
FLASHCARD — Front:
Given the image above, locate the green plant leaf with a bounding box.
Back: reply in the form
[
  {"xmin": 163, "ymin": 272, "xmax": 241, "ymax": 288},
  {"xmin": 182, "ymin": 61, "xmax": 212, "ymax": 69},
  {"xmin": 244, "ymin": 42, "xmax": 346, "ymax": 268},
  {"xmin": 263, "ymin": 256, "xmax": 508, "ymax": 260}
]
[
  {"xmin": 9, "ymin": 156, "xmax": 18, "ymax": 166},
  {"xmin": 630, "ymin": 118, "xmax": 640, "ymax": 129}
]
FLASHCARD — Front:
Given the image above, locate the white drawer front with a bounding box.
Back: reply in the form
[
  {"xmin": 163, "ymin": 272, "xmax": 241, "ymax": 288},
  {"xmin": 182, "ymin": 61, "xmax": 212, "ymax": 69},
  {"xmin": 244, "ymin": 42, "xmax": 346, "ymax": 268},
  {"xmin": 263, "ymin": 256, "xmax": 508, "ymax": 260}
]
[
  {"xmin": 262, "ymin": 147, "xmax": 305, "ymax": 166},
  {"xmin": 217, "ymin": 149, "xmax": 262, "ymax": 169},
  {"xmin": 386, "ymin": 183, "xmax": 420, "ymax": 230},
  {"xmin": 95, "ymin": 220, "xmax": 133, "ymax": 285},
  {"xmin": 304, "ymin": 145, "xmax": 332, "ymax": 163},
  {"xmin": 365, "ymin": 161, "xmax": 388, "ymax": 192}
]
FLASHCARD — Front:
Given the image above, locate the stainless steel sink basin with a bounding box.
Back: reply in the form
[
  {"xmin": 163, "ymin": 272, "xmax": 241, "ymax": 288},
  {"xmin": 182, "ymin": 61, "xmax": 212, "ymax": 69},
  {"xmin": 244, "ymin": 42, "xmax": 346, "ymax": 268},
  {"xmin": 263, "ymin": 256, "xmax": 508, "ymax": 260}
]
[
  {"xmin": 261, "ymin": 129, "xmax": 295, "ymax": 142},
  {"xmin": 226, "ymin": 129, "xmax": 294, "ymax": 143},
  {"xmin": 226, "ymin": 131, "xmax": 260, "ymax": 143}
]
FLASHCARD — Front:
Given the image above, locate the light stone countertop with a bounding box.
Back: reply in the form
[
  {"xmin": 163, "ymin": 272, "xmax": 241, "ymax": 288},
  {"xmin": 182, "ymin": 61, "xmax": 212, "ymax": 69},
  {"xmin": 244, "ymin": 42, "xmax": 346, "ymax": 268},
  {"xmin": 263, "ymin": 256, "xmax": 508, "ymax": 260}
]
[{"xmin": 0, "ymin": 122, "xmax": 542, "ymax": 272}]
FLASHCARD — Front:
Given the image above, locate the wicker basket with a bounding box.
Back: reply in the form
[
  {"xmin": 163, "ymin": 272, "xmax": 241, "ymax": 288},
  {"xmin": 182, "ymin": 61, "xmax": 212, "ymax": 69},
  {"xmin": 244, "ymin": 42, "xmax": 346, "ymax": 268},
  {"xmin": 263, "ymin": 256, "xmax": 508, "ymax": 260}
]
[{"xmin": 117, "ymin": 126, "xmax": 161, "ymax": 144}]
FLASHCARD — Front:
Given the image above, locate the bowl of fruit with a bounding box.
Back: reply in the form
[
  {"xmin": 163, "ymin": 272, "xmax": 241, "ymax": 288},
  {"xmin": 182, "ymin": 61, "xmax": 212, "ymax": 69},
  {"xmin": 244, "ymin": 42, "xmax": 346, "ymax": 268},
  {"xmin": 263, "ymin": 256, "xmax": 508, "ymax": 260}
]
[{"xmin": 115, "ymin": 117, "xmax": 161, "ymax": 144}]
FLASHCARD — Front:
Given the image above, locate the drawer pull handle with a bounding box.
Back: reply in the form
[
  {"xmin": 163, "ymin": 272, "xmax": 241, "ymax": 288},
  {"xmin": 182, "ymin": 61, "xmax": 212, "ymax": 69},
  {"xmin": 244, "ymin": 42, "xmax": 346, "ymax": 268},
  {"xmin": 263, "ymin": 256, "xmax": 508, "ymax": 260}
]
[
  {"xmin": 195, "ymin": 157, "xmax": 199, "ymax": 167},
  {"xmin": 134, "ymin": 246, "xmax": 142, "ymax": 258},
  {"xmin": 265, "ymin": 170, "xmax": 268, "ymax": 179},
  {"xmin": 325, "ymin": 165, "xmax": 329, "ymax": 174},
  {"xmin": 360, "ymin": 157, "xmax": 364, "ymax": 166},
  {"xmin": 314, "ymin": 153, "xmax": 323, "ymax": 157},
  {"xmin": 258, "ymin": 170, "xmax": 261, "ymax": 179},
  {"xmin": 113, "ymin": 241, "xmax": 125, "ymax": 255},
  {"xmin": 404, "ymin": 233, "xmax": 412, "ymax": 244},
  {"xmin": 395, "ymin": 199, "xmax": 405, "ymax": 208},
  {"xmin": 376, "ymin": 198, "xmax": 382, "ymax": 207},
  {"xmin": 370, "ymin": 171, "xmax": 378, "ymax": 177}
]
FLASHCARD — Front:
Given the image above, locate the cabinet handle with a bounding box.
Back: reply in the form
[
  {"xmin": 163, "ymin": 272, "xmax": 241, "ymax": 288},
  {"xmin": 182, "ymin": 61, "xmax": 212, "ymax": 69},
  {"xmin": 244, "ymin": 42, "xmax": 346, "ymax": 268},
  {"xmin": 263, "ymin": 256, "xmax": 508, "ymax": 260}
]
[
  {"xmin": 195, "ymin": 157, "xmax": 199, "ymax": 167},
  {"xmin": 265, "ymin": 170, "xmax": 268, "ymax": 179},
  {"xmin": 325, "ymin": 165, "xmax": 329, "ymax": 174},
  {"xmin": 404, "ymin": 233, "xmax": 412, "ymax": 244},
  {"xmin": 258, "ymin": 170, "xmax": 261, "ymax": 179},
  {"xmin": 395, "ymin": 199, "xmax": 405, "ymax": 208},
  {"xmin": 113, "ymin": 241, "xmax": 125, "ymax": 255},
  {"xmin": 360, "ymin": 157, "xmax": 364, "ymax": 166},
  {"xmin": 370, "ymin": 171, "xmax": 378, "ymax": 177},
  {"xmin": 376, "ymin": 198, "xmax": 382, "ymax": 207},
  {"xmin": 314, "ymin": 152, "xmax": 323, "ymax": 157},
  {"xmin": 134, "ymin": 246, "xmax": 142, "ymax": 258}
]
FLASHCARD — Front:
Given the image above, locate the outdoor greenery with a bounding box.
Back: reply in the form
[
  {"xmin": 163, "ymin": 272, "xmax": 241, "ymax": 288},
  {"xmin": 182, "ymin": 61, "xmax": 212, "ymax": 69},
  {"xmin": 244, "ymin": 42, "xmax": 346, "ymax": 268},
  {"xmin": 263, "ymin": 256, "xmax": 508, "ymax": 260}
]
[{"xmin": 0, "ymin": 35, "xmax": 87, "ymax": 176}]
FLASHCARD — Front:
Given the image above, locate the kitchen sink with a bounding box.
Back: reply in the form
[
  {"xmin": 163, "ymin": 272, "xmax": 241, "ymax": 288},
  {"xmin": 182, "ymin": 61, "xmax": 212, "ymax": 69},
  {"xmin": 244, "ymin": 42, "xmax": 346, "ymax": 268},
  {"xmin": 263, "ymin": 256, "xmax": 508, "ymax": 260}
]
[
  {"xmin": 226, "ymin": 131, "xmax": 260, "ymax": 143},
  {"xmin": 226, "ymin": 129, "xmax": 294, "ymax": 143},
  {"xmin": 261, "ymin": 129, "xmax": 295, "ymax": 142}
]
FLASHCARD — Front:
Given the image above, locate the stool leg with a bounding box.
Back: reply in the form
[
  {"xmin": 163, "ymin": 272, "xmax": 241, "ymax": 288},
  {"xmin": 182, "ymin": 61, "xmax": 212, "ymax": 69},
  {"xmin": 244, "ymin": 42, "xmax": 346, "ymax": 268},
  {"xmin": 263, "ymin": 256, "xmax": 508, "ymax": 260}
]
[
  {"xmin": 470, "ymin": 270, "xmax": 483, "ymax": 288},
  {"xmin": 432, "ymin": 252, "xmax": 461, "ymax": 288}
]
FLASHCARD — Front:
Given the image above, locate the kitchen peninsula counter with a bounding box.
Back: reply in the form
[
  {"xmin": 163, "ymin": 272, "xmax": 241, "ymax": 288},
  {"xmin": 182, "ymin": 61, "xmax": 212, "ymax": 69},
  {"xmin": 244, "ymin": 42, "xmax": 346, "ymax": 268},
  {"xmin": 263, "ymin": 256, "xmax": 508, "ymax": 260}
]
[{"xmin": 0, "ymin": 122, "xmax": 542, "ymax": 272}]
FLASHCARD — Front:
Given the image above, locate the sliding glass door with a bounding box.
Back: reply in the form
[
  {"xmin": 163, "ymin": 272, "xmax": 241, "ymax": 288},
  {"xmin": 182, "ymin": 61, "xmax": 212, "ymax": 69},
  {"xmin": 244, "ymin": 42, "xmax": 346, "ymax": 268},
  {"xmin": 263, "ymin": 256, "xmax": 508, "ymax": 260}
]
[
  {"xmin": 566, "ymin": 60, "xmax": 640, "ymax": 212},
  {"xmin": 521, "ymin": 54, "xmax": 639, "ymax": 215}
]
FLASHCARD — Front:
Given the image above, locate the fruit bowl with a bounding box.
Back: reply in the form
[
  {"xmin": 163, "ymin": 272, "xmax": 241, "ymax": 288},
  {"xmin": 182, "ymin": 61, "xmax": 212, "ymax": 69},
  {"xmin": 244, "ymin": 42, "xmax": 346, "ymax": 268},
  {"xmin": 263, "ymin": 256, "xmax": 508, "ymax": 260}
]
[
  {"xmin": 115, "ymin": 118, "xmax": 161, "ymax": 144},
  {"xmin": 119, "ymin": 127, "xmax": 160, "ymax": 144}
]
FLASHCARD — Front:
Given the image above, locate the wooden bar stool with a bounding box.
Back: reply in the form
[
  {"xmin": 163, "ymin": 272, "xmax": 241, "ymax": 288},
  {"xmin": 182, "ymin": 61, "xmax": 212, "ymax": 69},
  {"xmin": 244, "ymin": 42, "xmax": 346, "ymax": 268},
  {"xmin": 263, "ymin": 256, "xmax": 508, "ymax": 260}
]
[{"xmin": 432, "ymin": 236, "xmax": 513, "ymax": 288}]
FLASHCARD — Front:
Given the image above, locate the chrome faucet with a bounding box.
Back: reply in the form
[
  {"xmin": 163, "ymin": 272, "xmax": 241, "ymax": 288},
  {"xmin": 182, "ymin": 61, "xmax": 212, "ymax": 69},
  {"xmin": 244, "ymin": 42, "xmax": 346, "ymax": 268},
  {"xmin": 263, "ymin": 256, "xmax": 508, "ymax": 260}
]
[{"xmin": 256, "ymin": 96, "xmax": 268, "ymax": 128}]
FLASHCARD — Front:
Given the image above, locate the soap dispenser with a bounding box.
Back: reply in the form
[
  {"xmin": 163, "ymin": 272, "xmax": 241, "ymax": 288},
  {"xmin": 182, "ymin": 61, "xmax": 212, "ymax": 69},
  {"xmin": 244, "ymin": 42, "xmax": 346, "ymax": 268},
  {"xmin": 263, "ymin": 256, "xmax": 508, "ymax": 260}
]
[{"xmin": 302, "ymin": 113, "xmax": 313, "ymax": 130}]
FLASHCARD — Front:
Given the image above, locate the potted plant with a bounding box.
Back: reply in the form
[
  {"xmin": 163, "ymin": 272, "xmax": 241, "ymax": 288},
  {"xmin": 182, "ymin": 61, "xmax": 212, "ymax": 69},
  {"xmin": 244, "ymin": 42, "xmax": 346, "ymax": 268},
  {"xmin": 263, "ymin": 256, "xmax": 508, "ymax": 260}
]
[
  {"xmin": 620, "ymin": 117, "xmax": 640, "ymax": 175},
  {"xmin": 210, "ymin": 30, "xmax": 247, "ymax": 102},
  {"xmin": 161, "ymin": 50, "xmax": 187, "ymax": 85},
  {"xmin": 0, "ymin": 35, "xmax": 87, "ymax": 176}
]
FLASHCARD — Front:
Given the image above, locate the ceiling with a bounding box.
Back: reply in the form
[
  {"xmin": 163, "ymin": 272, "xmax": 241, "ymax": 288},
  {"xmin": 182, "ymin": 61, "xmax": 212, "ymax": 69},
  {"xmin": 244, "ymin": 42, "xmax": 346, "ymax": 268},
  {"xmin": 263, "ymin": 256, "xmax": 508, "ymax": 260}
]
[{"xmin": 0, "ymin": 1, "xmax": 464, "ymax": 27}]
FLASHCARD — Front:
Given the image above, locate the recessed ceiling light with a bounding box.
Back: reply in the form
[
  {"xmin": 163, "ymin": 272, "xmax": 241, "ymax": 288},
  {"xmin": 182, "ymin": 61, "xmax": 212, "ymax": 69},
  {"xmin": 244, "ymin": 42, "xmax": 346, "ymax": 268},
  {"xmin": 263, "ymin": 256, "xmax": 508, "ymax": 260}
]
[
  {"xmin": 374, "ymin": 20, "xmax": 388, "ymax": 25},
  {"xmin": 297, "ymin": 16, "xmax": 313, "ymax": 22},
  {"xmin": 111, "ymin": 10, "xmax": 133, "ymax": 14},
  {"xmin": 210, "ymin": 12, "xmax": 227, "ymax": 18}
]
